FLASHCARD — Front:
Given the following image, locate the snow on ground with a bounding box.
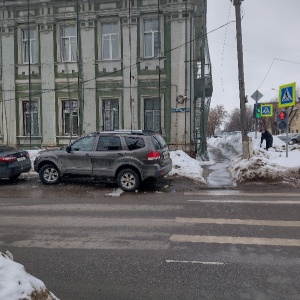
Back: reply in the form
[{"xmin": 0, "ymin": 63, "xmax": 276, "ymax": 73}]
[
  {"xmin": 0, "ymin": 251, "xmax": 59, "ymax": 300},
  {"xmin": 208, "ymin": 132, "xmax": 300, "ymax": 185}
]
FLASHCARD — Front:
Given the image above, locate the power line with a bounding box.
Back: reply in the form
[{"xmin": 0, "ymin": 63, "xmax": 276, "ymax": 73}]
[{"xmin": 2, "ymin": 20, "xmax": 236, "ymax": 104}]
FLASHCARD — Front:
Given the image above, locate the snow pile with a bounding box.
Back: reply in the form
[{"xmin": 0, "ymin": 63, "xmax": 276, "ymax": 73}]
[
  {"xmin": 168, "ymin": 150, "xmax": 205, "ymax": 183},
  {"xmin": 209, "ymin": 132, "xmax": 300, "ymax": 185},
  {"xmin": 0, "ymin": 251, "xmax": 59, "ymax": 300}
]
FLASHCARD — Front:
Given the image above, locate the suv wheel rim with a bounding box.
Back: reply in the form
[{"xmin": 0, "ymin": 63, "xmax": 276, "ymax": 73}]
[
  {"xmin": 121, "ymin": 172, "xmax": 136, "ymax": 188},
  {"xmin": 44, "ymin": 168, "xmax": 59, "ymax": 182}
]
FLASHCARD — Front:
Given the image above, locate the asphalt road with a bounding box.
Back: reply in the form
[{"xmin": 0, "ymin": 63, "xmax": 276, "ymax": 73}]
[{"xmin": 1, "ymin": 176, "xmax": 300, "ymax": 300}]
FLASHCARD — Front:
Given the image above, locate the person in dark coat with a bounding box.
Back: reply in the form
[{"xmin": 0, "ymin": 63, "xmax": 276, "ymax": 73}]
[{"xmin": 260, "ymin": 129, "xmax": 273, "ymax": 150}]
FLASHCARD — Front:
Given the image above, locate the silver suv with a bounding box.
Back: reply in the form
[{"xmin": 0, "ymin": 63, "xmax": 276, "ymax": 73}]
[{"xmin": 34, "ymin": 130, "xmax": 172, "ymax": 192}]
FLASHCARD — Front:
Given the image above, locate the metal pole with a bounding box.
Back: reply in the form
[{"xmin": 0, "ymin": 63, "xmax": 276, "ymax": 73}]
[
  {"xmin": 286, "ymin": 110, "xmax": 288, "ymax": 158},
  {"xmin": 232, "ymin": 0, "xmax": 249, "ymax": 157},
  {"xmin": 27, "ymin": 0, "xmax": 32, "ymax": 149}
]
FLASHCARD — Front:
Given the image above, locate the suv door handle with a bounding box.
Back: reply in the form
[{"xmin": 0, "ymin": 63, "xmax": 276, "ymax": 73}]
[
  {"xmin": 117, "ymin": 153, "xmax": 123, "ymax": 157},
  {"xmin": 85, "ymin": 154, "xmax": 92, "ymax": 157}
]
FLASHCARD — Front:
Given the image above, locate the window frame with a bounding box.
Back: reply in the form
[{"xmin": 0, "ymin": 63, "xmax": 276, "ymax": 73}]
[
  {"xmin": 61, "ymin": 99, "xmax": 79, "ymax": 136},
  {"xmin": 144, "ymin": 97, "xmax": 161, "ymax": 133},
  {"xmin": 22, "ymin": 28, "xmax": 38, "ymax": 64},
  {"xmin": 102, "ymin": 98, "xmax": 120, "ymax": 131},
  {"xmin": 20, "ymin": 98, "xmax": 40, "ymax": 136},
  {"xmin": 60, "ymin": 24, "xmax": 77, "ymax": 62},
  {"xmin": 101, "ymin": 21, "xmax": 120, "ymax": 61}
]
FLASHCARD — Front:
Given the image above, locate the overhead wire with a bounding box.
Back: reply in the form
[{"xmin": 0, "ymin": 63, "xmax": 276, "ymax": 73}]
[{"xmin": 2, "ymin": 20, "xmax": 237, "ymax": 104}]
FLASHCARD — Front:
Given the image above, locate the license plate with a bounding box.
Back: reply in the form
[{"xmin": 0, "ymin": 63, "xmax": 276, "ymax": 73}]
[{"xmin": 17, "ymin": 157, "xmax": 26, "ymax": 162}]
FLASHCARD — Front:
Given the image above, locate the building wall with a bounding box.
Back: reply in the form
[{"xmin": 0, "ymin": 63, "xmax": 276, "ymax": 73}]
[{"xmin": 0, "ymin": 0, "xmax": 202, "ymax": 148}]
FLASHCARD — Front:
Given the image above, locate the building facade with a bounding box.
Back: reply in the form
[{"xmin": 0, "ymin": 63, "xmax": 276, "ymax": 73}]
[{"xmin": 0, "ymin": 0, "xmax": 211, "ymax": 149}]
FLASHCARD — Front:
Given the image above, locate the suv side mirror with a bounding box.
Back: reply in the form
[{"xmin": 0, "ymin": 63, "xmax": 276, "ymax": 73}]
[{"xmin": 66, "ymin": 145, "xmax": 71, "ymax": 153}]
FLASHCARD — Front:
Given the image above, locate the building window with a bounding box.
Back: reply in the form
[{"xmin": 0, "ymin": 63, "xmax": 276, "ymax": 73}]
[
  {"xmin": 62, "ymin": 100, "xmax": 78, "ymax": 135},
  {"xmin": 144, "ymin": 98, "xmax": 161, "ymax": 132},
  {"xmin": 22, "ymin": 28, "xmax": 37, "ymax": 64},
  {"xmin": 144, "ymin": 19, "xmax": 159, "ymax": 58},
  {"xmin": 102, "ymin": 22, "xmax": 119, "ymax": 60},
  {"xmin": 103, "ymin": 99, "xmax": 119, "ymax": 131},
  {"xmin": 22, "ymin": 101, "xmax": 39, "ymax": 136},
  {"xmin": 61, "ymin": 25, "xmax": 77, "ymax": 62}
]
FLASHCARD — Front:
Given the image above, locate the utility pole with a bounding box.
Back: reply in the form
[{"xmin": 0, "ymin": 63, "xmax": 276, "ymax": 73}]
[{"xmin": 231, "ymin": 0, "xmax": 250, "ymax": 158}]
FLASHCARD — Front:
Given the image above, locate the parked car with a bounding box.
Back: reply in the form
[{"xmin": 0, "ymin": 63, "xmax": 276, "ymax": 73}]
[
  {"xmin": 290, "ymin": 133, "xmax": 300, "ymax": 144},
  {"xmin": 34, "ymin": 130, "xmax": 172, "ymax": 192},
  {"xmin": 0, "ymin": 145, "xmax": 31, "ymax": 180},
  {"xmin": 277, "ymin": 135, "xmax": 294, "ymax": 145}
]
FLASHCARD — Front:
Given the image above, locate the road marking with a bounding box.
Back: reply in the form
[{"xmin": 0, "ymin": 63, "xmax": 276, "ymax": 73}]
[
  {"xmin": 175, "ymin": 218, "xmax": 300, "ymax": 227},
  {"xmin": 166, "ymin": 260, "xmax": 225, "ymax": 265},
  {"xmin": 187, "ymin": 200, "xmax": 300, "ymax": 204},
  {"xmin": 170, "ymin": 235, "xmax": 300, "ymax": 247},
  {"xmin": 185, "ymin": 192, "xmax": 300, "ymax": 197}
]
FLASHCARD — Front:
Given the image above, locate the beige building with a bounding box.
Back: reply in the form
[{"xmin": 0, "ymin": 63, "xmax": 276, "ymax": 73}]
[{"xmin": 0, "ymin": 0, "xmax": 212, "ymax": 151}]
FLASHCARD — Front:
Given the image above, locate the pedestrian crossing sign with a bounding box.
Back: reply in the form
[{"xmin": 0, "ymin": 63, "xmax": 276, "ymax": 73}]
[
  {"xmin": 260, "ymin": 104, "xmax": 273, "ymax": 117},
  {"xmin": 278, "ymin": 82, "xmax": 296, "ymax": 108}
]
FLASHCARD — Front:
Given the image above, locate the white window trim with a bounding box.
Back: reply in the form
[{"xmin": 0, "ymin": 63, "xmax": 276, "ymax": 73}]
[
  {"xmin": 19, "ymin": 97, "xmax": 40, "ymax": 136},
  {"xmin": 99, "ymin": 19, "xmax": 121, "ymax": 61},
  {"xmin": 18, "ymin": 26, "xmax": 39, "ymax": 65},
  {"xmin": 58, "ymin": 98, "xmax": 79, "ymax": 136},
  {"xmin": 57, "ymin": 23, "xmax": 77, "ymax": 63},
  {"xmin": 140, "ymin": 16, "xmax": 164, "ymax": 59},
  {"xmin": 140, "ymin": 95, "xmax": 164, "ymax": 132}
]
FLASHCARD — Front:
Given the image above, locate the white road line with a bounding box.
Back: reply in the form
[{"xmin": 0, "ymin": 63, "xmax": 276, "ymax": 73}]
[
  {"xmin": 170, "ymin": 235, "xmax": 300, "ymax": 247},
  {"xmin": 166, "ymin": 260, "xmax": 225, "ymax": 265},
  {"xmin": 175, "ymin": 217, "xmax": 300, "ymax": 227},
  {"xmin": 184, "ymin": 192, "xmax": 300, "ymax": 197},
  {"xmin": 187, "ymin": 200, "xmax": 300, "ymax": 204}
]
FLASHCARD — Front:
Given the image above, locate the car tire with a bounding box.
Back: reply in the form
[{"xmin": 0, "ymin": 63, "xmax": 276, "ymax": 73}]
[
  {"xmin": 117, "ymin": 168, "xmax": 140, "ymax": 192},
  {"xmin": 39, "ymin": 164, "xmax": 61, "ymax": 185}
]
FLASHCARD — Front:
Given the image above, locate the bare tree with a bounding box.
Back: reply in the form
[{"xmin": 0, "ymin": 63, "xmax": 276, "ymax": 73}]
[
  {"xmin": 207, "ymin": 105, "xmax": 228, "ymax": 137},
  {"xmin": 224, "ymin": 105, "xmax": 254, "ymax": 132}
]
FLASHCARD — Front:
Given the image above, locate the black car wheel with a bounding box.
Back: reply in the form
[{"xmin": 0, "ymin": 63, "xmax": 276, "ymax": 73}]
[
  {"xmin": 117, "ymin": 168, "xmax": 140, "ymax": 192},
  {"xmin": 39, "ymin": 164, "xmax": 61, "ymax": 184}
]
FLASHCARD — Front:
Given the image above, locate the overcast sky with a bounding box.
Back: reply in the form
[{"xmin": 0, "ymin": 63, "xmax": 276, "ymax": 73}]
[{"xmin": 207, "ymin": 0, "xmax": 300, "ymax": 113}]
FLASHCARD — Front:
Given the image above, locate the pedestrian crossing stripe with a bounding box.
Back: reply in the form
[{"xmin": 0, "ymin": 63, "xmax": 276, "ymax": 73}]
[
  {"xmin": 261, "ymin": 104, "xmax": 273, "ymax": 117},
  {"xmin": 278, "ymin": 82, "xmax": 296, "ymax": 108}
]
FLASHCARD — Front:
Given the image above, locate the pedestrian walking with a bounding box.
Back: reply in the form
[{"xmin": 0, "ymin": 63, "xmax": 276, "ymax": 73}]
[{"xmin": 260, "ymin": 129, "xmax": 273, "ymax": 151}]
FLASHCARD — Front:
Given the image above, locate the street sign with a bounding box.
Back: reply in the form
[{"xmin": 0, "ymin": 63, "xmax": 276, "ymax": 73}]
[
  {"xmin": 251, "ymin": 90, "xmax": 263, "ymax": 102},
  {"xmin": 260, "ymin": 104, "xmax": 273, "ymax": 117},
  {"xmin": 278, "ymin": 82, "xmax": 296, "ymax": 108}
]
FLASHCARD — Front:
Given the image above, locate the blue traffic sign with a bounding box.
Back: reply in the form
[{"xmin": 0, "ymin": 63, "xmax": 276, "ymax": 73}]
[{"xmin": 278, "ymin": 82, "xmax": 296, "ymax": 108}]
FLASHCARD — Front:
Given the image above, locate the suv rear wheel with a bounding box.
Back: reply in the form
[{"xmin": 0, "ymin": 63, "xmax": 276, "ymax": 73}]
[
  {"xmin": 117, "ymin": 168, "xmax": 140, "ymax": 192},
  {"xmin": 39, "ymin": 164, "xmax": 61, "ymax": 184}
]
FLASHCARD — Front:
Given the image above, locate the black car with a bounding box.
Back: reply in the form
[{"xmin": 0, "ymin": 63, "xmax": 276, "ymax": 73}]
[
  {"xmin": 34, "ymin": 130, "xmax": 172, "ymax": 192},
  {"xmin": 0, "ymin": 145, "xmax": 32, "ymax": 180}
]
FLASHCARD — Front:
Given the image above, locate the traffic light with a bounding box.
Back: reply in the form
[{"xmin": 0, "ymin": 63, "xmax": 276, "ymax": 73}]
[
  {"xmin": 253, "ymin": 103, "xmax": 261, "ymax": 118},
  {"xmin": 276, "ymin": 110, "xmax": 288, "ymax": 131}
]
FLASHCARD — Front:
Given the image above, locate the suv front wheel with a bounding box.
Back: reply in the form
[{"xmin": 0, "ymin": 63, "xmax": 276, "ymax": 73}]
[
  {"xmin": 39, "ymin": 164, "xmax": 61, "ymax": 185},
  {"xmin": 117, "ymin": 168, "xmax": 140, "ymax": 192}
]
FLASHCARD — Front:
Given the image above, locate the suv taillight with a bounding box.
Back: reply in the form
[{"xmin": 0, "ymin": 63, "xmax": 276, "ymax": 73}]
[
  {"xmin": 147, "ymin": 151, "xmax": 160, "ymax": 160},
  {"xmin": 0, "ymin": 156, "xmax": 17, "ymax": 163}
]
